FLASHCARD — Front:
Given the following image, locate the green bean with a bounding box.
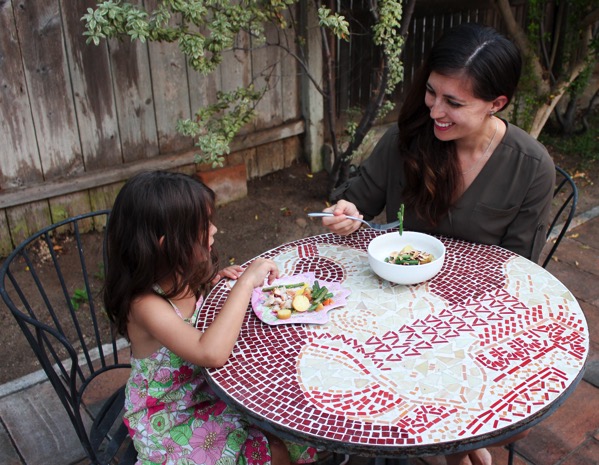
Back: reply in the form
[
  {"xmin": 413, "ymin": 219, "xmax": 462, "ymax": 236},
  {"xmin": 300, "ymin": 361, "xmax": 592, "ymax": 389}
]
[
  {"xmin": 311, "ymin": 286, "xmax": 328, "ymax": 302},
  {"xmin": 397, "ymin": 203, "xmax": 405, "ymax": 236},
  {"xmin": 308, "ymin": 286, "xmax": 331, "ymax": 311},
  {"xmin": 262, "ymin": 282, "xmax": 306, "ymax": 292},
  {"xmin": 395, "ymin": 259, "xmax": 419, "ymax": 265}
]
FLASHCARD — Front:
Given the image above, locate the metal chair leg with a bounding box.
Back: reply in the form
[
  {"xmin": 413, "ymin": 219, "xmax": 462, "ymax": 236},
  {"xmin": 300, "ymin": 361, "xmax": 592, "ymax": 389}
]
[{"xmin": 507, "ymin": 443, "xmax": 514, "ymax": 465}]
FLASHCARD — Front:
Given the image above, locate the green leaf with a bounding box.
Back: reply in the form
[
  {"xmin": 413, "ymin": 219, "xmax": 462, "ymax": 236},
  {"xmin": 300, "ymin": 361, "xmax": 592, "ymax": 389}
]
[{"xmin": 171, "ymin": 424, "xmax": 193, "ymax": 446}]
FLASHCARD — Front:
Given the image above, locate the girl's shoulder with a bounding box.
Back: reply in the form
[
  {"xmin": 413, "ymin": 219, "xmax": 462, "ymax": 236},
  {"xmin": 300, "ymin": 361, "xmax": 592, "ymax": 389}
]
[
  {"xmin": 129, "ymin": 291, "xmax": 173, "ymax": 319},
  {"xmin": 131, "ymin": 289, "xmax": 166, "ymax": 305}
]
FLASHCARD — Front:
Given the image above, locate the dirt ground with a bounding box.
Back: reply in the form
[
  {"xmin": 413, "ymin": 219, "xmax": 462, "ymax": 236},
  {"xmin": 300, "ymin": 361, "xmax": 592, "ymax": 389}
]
[
  {"xmin": 212, "ymin": 163, "xmax": 332, "ymax": 267},
  {"xmin": 0, "ymin": 152, "xmax": 597, "ymax": 385}
]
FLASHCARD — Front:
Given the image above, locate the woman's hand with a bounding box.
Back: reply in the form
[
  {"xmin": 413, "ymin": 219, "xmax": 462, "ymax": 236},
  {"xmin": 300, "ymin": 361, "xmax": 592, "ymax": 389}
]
[{"xmin": 322, "ymin": 199, "xmax": 363, "ymax": 236}]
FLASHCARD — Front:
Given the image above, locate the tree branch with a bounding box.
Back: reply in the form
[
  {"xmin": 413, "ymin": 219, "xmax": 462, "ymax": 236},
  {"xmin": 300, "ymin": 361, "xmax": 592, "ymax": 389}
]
[
  {"xmin": 582, "ymin": 8, "xmax": 599, "ymax": 27},
  {"xmin": 494, "ymin": 0, "xmax": 549, "ymax": 96}
]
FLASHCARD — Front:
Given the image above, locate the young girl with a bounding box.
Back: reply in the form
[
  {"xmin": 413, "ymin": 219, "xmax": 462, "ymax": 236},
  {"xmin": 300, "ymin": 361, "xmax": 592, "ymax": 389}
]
[{"xmin": 104, "ymin": 170, "xmax": 318, "ymax": 465}]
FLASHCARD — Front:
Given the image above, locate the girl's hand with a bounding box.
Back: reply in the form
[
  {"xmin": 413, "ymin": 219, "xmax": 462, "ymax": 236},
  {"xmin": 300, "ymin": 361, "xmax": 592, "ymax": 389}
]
[
  {"xmin": 322, "ymin": 199, "xmax": 363, "ymax": 236},
  {"xmin": 211, "ymin": 265, "xmax": 244, "ymax": 286},
  {"xmin": 237, "ymin": 258, "xmax": 279, "ymax": 289}
]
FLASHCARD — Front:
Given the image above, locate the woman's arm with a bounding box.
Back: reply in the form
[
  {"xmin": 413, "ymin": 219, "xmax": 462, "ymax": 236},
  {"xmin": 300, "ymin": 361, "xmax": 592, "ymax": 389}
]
[
  {"xmin": 322, "ymin": 126, "xmax": 404, "ymax": 235},
  {"xmin": 330, "ymin": 126, "xmax": 400, "ymax": 220},
  {"xmin": 500, "ymin": 151, "xmax": 555, "ymax": 262}
]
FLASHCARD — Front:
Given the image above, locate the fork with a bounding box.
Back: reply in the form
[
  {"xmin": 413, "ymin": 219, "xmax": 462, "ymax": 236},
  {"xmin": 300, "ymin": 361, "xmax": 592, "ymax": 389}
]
[{"xmin": 307, "ymin": 212, "xmax": 400, "ymax": 231}]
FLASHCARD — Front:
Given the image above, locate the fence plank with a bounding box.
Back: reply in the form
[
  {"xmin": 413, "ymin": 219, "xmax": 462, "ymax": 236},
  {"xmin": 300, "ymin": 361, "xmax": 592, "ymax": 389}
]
[
  {"xmin": 0, "ymin": 211, "xmax": 13, "ymax": 257},
  {"xmin": 0, "ymin": 120, "xmax": 304, "ymax": 210},
  {"xmin": 60, "ymin": 0, "xmax": 122, "ymax": 171},
  {"xmin": 108, "ymin": 38, "xmax": 160, "ymax": 163},
  {"xmin": 281, "ymin": 7, "xmax": 300, "ymax": 122},
  {"xmin": 256, "ymin": 139, "xmax": 286, "ymax": 175},
  {"xmin": 89, "ymin": 183, "xmax": 124, "ymax": 213},
  {"xmin": 5, "ymin": 201, "xmax": 52, "ymax": 246},
  {"xmin": 188, "ymin": 68, "xmax": 220, "ymax": 118},
  {"xmin": 0, "ymin": 1, "xmax": 43, "ymax": 188},
  {"xmin": 219, "ymin": 29, "xmax": 252, "ymax": 136},
  {"xmin": 148, "ymin": 38, "xmax": 194, "ymax": 153},
  {"xmin": 252, "ymin": 22, "xmax": 283, "ymax": 129},
  {"xmin": 14, "ymin": 0, "xmax": 83, "ymax": 180},
  {"xmin": 221, "ymin": 31, "xmax": 251, "ymax": 93},
  {"xmin": 144, "ymin": 0, "xmax": 193, "ymax": 154},
  {"xmin": 48, "ymin": 192, "xmax": 92, "ymax": 224}
]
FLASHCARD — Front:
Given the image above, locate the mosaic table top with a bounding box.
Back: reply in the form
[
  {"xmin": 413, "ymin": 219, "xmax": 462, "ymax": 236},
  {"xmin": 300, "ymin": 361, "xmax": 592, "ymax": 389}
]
[{"xmin": 197, "ymin": 230, "xmax": 589, "ymax": 456}]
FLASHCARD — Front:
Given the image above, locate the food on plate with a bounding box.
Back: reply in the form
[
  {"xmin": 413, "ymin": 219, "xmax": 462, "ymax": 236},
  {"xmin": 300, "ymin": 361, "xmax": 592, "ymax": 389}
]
[
  {"xmin": 384, "ymin": 244, "xmax": 434, "ymax": 265},
  {"xmin": 261, "ymin": 280, "xmax": 334, "ymax": 319},
  {"xmin": 276, "ymin": 309, "xmax": 292, "ymax": 320},
  {"xmin": 292, "ymin": 294, "xmax": 311, "ymax": 312}
]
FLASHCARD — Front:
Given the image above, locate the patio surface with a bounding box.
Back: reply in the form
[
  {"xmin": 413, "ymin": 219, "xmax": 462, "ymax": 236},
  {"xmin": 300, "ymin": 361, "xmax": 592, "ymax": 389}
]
[{"xmin": 1, "ymin": 210, "xmax": 598, "ymax": 465}]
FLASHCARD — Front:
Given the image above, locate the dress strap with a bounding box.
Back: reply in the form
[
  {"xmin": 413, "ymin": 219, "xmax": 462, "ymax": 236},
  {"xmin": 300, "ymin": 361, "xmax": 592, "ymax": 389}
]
[{"xmin": 152, "ymin": 284, "xmax": 185, "ymax": 319}]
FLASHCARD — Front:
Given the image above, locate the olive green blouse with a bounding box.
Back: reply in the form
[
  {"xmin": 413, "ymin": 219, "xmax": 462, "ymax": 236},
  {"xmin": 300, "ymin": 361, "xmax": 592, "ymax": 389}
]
[{"xmin": 331, "ymin": 121, "xmax": 555, "ymax": 263}]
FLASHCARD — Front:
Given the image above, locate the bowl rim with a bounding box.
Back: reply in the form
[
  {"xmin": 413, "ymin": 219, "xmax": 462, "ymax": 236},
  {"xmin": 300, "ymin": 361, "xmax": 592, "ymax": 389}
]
[{"xmin": 367, "ymin": 231, "xmax": 446, "ymax": 268}]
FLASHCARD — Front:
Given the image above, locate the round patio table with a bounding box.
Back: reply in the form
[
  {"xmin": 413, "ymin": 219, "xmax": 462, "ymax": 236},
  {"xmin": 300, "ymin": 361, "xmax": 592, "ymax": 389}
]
[{"xmin": 196, "ymin": 230, "xmax": 588, "ymax": 459}]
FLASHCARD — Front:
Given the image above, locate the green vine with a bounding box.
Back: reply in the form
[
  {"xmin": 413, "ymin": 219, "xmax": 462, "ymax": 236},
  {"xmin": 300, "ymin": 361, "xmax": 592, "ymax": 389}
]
[{"xmin": 83, "ymin": 1, "xmax": 408, "ymax": 174}]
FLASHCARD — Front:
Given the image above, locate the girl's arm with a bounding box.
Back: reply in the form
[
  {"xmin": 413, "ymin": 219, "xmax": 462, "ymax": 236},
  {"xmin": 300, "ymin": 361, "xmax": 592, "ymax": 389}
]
[
  {"xmin": 130, "ymin": 258, "xmax": 278, "ymax": 368},
  {"xmin": 199, "ymin": 258, "xmax": 279, "ymax": 366}
]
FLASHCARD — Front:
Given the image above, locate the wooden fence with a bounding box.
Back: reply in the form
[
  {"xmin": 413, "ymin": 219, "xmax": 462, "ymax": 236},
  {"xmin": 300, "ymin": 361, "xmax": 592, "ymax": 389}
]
[
  {"xmin": 0, "ymin": 0, "xmax": 306, "ymax": 255},
  {"xmin": 0, "ymin": 0, "xmax": 528, "ymax": 256}
]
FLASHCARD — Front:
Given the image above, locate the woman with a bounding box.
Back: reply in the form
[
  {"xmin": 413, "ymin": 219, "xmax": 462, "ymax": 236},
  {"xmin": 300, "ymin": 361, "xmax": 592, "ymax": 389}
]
[
  {"xmin": 324, "ymin": 22, "xmax": 555, "ymax": 265},
  {"xmin": 321, "ymin": 23, "xmax": 552, "ymax": 465}
]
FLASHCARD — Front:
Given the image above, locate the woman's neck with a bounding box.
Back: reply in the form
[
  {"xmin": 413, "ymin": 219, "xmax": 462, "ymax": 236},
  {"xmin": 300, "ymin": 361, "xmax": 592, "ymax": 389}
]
[{"xmin": 456, "ymin": 116, "xmax": 500, "ymax": 156}]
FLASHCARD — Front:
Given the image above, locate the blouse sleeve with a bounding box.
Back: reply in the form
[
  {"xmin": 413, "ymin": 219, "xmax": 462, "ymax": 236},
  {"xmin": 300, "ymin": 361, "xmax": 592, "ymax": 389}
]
[{"xmin": 499, "ymin": 148, "xmax": 555, "ymax": 263}]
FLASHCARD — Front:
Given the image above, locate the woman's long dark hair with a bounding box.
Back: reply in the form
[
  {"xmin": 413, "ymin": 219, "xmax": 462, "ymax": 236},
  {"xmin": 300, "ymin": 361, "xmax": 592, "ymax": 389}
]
[
  {"xmin": 104, "ymin": 171, "xmax": 218, "ymax": 338},
  {"xmin": 398, "ymin": 23, "xmax": 522, "ymax": 225}
]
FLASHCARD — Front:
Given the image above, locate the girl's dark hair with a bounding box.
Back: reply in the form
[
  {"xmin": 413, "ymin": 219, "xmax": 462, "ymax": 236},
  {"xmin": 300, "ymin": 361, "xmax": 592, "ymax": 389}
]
[
  {"xmin": 398, "ymin": 23, "xmax": 522, "ymax": 225},
  {"xmin": 104, "ymin": 171, "xmax": 218, "ymax": 337}
]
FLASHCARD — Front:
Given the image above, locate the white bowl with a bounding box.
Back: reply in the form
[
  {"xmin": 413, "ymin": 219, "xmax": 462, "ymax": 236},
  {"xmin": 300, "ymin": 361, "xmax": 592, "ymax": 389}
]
[{"xmin": 367, "ymin": 231, "xmax": 446, "ymax": 285}]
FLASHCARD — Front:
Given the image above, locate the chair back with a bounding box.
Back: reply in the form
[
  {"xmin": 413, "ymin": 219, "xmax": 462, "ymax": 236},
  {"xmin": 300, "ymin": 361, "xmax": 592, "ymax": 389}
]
[
  {"xmin": 542, "ymin": 166, "xmax": 579, "ymax": 268},
  {"xmin": 0, "ymin": 210, "xmax": 136, "ymax": 464}
]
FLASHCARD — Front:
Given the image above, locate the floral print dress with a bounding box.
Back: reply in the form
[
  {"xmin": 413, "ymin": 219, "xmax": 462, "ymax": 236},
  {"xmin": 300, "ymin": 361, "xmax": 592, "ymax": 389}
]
[{"xmin": 124, "ymin": 290, "xmax": 317, "ymax": 465}]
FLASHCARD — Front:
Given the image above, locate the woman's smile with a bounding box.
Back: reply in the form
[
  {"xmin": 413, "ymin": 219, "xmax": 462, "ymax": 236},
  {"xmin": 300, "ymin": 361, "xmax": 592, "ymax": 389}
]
[{"xmin": 434, "ymin": 120, "xmax": 454, "ymax": 131}]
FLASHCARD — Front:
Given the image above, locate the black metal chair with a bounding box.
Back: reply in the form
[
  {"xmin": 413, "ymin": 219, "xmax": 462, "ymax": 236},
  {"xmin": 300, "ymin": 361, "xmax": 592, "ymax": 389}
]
[
  {"xmin": 541, "ymin": 165, "xmax": 579, "ymax": 268},
  {"xmin": 0, "ymin": 210, "xmax": 137, "ymax": 465}
]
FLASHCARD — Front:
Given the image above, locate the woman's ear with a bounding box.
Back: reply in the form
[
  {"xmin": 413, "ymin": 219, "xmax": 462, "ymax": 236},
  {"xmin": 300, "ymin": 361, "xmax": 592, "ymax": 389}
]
[{"xmin": 492, "ymin": 95, "xmax": 509, "ymax": 113}]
